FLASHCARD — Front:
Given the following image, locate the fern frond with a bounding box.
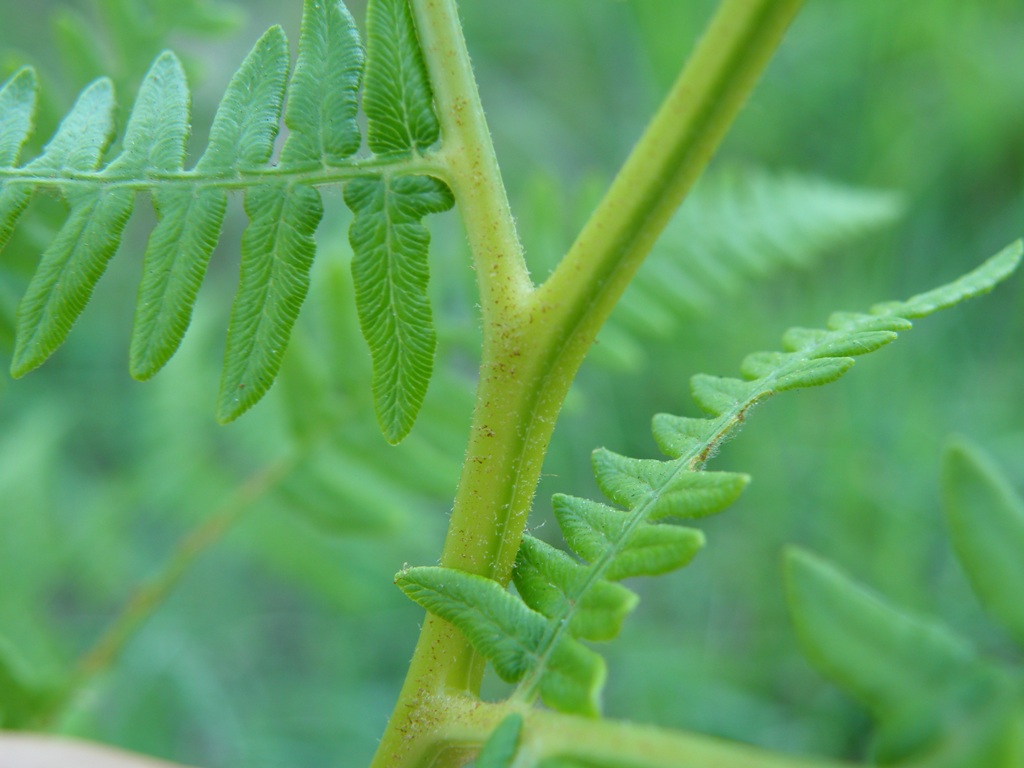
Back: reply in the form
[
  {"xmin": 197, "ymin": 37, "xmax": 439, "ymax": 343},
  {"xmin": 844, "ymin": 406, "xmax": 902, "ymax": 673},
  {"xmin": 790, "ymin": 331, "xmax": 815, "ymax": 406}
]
[
  {"xmin": 592, "ymin": 168, "xmax": 904, "ymax": 367},
  {"xmin": 132, "ymin": 27, "xmax": 286, "ymax": 384},
  {"xmin": 0, "ymin": 0, "xmax": 452, "ymax": 437},
  {"xmin": 398, "ymin": 565, "xmax": 607, "ymax": 715},
  {"xmin": 786, "ymin": 546, "xmax": 1022, "ymax": 767},
  {"xmin": 347, "ymin": 175, "xmax": 453, "ymax": 442},
  {"xmin": 943, "ymin": 439, "xmax": 1024, "ymax": 647},
  {"xmin": 397, "ymin": 241, "xmax": 1022, "ymax": 717},
  {"xmin": 647, "ymin": 168, "xmax": 904, "ymax": 310}
]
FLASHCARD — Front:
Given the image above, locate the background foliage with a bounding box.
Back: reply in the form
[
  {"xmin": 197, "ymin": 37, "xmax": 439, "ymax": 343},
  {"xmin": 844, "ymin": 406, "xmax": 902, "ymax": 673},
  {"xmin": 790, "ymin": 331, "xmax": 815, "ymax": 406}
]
[{"xmin": 0, "ymin": 0, "xmax": 1022, "ymax": 765}]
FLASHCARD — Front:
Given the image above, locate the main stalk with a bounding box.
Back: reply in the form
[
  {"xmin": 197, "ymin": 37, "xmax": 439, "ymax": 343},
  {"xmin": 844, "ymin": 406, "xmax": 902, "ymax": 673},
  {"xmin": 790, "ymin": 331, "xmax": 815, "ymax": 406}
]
[{"xmin": 370, "ymin": 1, "xmax": 805, "ymax": 764}]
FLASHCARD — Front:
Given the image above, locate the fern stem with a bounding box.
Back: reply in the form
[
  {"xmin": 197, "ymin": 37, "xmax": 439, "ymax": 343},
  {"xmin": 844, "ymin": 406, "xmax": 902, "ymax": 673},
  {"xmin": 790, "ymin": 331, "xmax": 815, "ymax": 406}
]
[
  {"xmin": 534, "ymin": 0, "xmax": 805, "ymax": 363},
  {"xmin": 429, "ymin": 696, "xmax": 854, "ymax": 768},
  {"xmin": 409, "ymin": 0, "xmax": 534, "ymax": 313},
  {"xmin": 372, "ymin": 2, "xmax": 803, "ymax": 765},
  {"xmin": 35, "ymin": 455, "xmax": 295, "ymax": 728}
]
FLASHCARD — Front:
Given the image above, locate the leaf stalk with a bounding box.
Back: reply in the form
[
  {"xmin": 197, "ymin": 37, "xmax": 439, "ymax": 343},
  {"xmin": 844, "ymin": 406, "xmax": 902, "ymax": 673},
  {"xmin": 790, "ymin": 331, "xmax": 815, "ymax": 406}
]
[{"xmin": 373, "ymin": 0, "xmax": 805, "ymax": 765}]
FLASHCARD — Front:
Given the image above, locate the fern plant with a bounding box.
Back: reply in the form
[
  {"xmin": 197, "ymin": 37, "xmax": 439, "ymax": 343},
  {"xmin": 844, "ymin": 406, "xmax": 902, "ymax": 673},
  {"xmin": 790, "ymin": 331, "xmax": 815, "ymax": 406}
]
[
  {"xmin": 1, "ymin": 0, "xmax": 449, "ymax": 438},
  {"xmin": 0, "ymin": 0, "xmax": 1021, "ymax": 767}
]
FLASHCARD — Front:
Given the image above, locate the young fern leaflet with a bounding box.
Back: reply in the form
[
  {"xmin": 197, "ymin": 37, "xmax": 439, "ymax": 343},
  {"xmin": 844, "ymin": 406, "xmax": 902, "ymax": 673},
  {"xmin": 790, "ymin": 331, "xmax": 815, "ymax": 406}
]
[
  {"xmin": 397, "ymin": 240, "xmax": 1023, "ymax": 718},
  {"xmin": 0, "ymin": 0, "xmax": 451, "ymax": 442}
]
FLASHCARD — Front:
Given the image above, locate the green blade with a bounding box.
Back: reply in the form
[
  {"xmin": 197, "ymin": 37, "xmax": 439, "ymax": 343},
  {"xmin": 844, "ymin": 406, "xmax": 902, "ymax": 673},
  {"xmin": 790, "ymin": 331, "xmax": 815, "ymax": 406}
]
[
  {"xmin": 514, "ymin": 536, "xmax": 638, "ymax": 642},
  {"xmin": 0, "ymin": 67, "xmax": 37, "ymax": 167},
  {"xmin": 196, "ymin": 25, "xmax": 289, "ymax": 171},
  {"xmin": 943, "ymin": 438, "xmax": 1024, "ymax": 647},
  {"xmin": 280, "ymin": 0, "xmax": 364, "ymax": 165},
  {"xmin": 344, "ymin": 174, "xmax": 453, "ymax": 443},
  {"xmin": 785, "ymin": 548, "xmax": 989, "ymax": 719},
  {"xmin": 397, "ymin": 565, "xmax": 605, "ymax": 715},
  {"xmin": 130, "ymin": 186, "xmax": 227, "ymax": 379},
  {"xmin": 218, "ymin": 183, "xmax": 323, "ymax": 422},
  {"xmin": 12, "ymin": 189, "xmax": 134, "ymax": 376},
  {"xmin": 27, "ymin": 77, "xmax": 115, "ymax": 173},
  {"xmin": 363, "ymin": 0, "xmax": 440, "ymax": 155},
  {"xmin": 105, "ymin": 51, "xmax": 189, "ymax": 174}
]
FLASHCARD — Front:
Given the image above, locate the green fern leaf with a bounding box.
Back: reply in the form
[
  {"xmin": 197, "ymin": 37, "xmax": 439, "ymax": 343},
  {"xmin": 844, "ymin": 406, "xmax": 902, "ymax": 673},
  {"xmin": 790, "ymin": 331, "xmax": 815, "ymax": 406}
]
[
  {"xmin": 200, "ymin": 26, "xmax": 290, "ymax": 171},
  {"xmin": 218, "ymin": 183, "xmax": 323, "ymax": 422},
  {"xmin": 876, "ymin": 246, "xmax": 1021, "ymax": 317},
  {"xmin": 943, "ymin": 439, "xmax": 1024, "ymax": 647},
  {"xmin": 343, "ymin": 0, "xmax": 451, "ymax": 441},
  {"xmin": 767, "ymin": 356, "xmax": 856, "ymax": 391},
  {"xmin": 280, "ymin": 0, "xmax": 363, "ymax": 165},
  {"xmin": 514, "ymin": 536, "xmax": 637, "ymax": 642},
  {"xmin": 591, "ymin": 449, "xmax": 748, "ymax": 518},
  {"xmin": 597, "ymin": 168, "xmax": 906, "ymax": 365},
  {"xmin": 107, "ymin": 52, "xmax": 189, "ymax": 174},
  {"xmin": 12, "ymin": 52, "xmax": 190, "ymax": 377},
  {"xmin": 9, "ymin": 75, "xmax": 119, "ymax": 376},
  {"xmin": 11, "ymin": 189, "xmax": 134, "ymax": 376},
  {"xmin": 0, "ymin": 70, "xmax": 38, "ymax": 165},
  {"xmin": 397, "ymin": 242, "xmax": 1021, "ymax": 717},
  {"xmin": 689, "ymin": 374, "xmax": 753, "ymax": 416},
  {"xmin": 784, "ymin": 329, "xmax": 900, "ymax": 357},
  {"xmin": 345, "ymin": 175, "xmax": 454, "ymax": 443},
  {"xmin": 1, "ymin": 74, "xmax": 114, "ymax": 261},
  {"xmin": 396, "ymin": 565, "xmax": 606, "ymax": 715},
  {"xmin": 363, "ymin": 0, "xmax": 440, "ymax": 154},
  {"xmin": 0, "ymin": 67, "xmax": 37, "ymax": 253},
  {"xmin": 2, "ymin": 0, "xmax": 454, "ymax": 430},
  {"xmin": 552, "ymin": 494, "xmax": 704, "ymax": 580},
  {"xmin": 129, "ymin": 185, "xmax": 226, "ymax": 379},
  {"xmin": 649, "ymin": 414, "xmax": 717, "ymax": 460},
  {"xmin": 130, "ymin": 27, "xmax": 287, "ymax": 381},
  {"xmin": 28, "ymin": 77, "xmax": 116, "ymax": 172}
]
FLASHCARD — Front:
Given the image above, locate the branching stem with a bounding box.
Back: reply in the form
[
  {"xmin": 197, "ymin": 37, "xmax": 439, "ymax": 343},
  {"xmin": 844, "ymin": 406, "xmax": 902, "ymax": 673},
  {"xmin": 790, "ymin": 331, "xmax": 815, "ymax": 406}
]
[
  {"xmin": 372, "ymin": 1, "xmax": 804, "ymax": 765},
  {"xmin": 411, "ymin": 0, "xmax": 533, "ymax": 313}
]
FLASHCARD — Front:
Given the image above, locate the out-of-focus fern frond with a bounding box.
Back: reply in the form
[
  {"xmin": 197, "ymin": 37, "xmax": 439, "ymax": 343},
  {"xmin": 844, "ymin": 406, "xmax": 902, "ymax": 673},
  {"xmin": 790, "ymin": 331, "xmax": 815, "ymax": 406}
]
[
  {"xmin": 606, "ymin": 169, "xmax": 904, "ymax": 367},
  {"xmin": 787, "ymin": 437, "xmax": 1024, "ymax": 768}
]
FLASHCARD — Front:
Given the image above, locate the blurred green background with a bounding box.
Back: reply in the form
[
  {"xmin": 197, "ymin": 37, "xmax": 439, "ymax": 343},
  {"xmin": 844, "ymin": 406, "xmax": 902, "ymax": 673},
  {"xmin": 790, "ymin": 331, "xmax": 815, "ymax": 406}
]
[{"xmin": 1, "ymin": 0, "xmax": 1023, "ymax": 765}]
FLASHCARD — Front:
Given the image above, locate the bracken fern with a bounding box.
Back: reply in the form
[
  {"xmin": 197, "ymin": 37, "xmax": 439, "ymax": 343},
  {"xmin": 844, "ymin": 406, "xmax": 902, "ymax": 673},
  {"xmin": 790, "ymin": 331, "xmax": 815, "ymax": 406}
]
[
  {"xmin": 0, "ymin": 0, "xmax": 452, "ymax": 440},
  {"xmin": 398, "ymin": 242, "xmax": 1022, "ymax": 719},
  {"xmin": 1, "ymin": 1, "xmax": 1022, "ymax": 766}
]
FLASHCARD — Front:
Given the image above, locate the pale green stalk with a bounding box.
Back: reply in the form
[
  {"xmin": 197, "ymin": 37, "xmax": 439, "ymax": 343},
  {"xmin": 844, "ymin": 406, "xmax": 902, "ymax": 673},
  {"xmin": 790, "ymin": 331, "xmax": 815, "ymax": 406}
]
[
  {"xmin": 371, "ymin": 1, "xmax": 805, "ymax": 766},
  {"xmin": 438, "ymin": 698, "xmax": 855, "ymax": 768},
  {"xmin": 0, "ymin": 154, "xmax": 440, "ymax": 189}
]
